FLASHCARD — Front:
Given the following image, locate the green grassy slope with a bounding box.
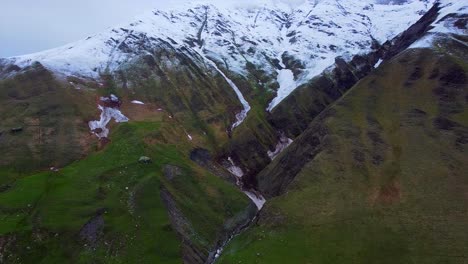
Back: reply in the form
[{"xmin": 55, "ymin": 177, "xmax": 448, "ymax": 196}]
[
  {"xmin": 0, "ymin": 63, "xmax": 96, "ymax": 175},
  {"xmin": 219, "ymin": 48, "xmax": 468, "ymax": 263},
  {"xmin": 0, "ymin": 107, "xmax": 250, "ymax": 263},
  {"xmin": 0, "ymin": 60, "xmax": 253, "ymax": 263}
]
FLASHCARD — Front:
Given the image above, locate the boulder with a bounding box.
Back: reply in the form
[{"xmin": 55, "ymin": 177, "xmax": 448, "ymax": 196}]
[
  {"xmin": 138, "ymin": 156, "xmax": 152, "ymax": 164},
  {"xmin": 163, "ymin": 164, "xmax": 183, "ymax": 181},
  {"xmin": 10, "ymin": 127, "xmax": 23, "ymax": 133}
]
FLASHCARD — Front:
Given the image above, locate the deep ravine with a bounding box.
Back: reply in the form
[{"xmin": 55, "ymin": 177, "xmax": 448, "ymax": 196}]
[
  {"xmin": 206, "ymin": 158, "xmax": 267, "ymax": 263},
  {"xmin": 226, "ymin": 157, "xmax": 266, "ymax": 210},
  {"xmin": 209, "ymin": 214, "xmax": 260, "ymax": 264}
]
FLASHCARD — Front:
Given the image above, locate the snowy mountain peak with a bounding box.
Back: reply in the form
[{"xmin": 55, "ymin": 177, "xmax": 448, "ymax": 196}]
[{"xmin": 1, "ymin": 0, "xmax": 443, "ymax": 108}]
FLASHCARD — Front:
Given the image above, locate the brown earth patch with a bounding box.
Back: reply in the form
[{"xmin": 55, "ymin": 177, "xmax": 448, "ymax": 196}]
[
  {"xmin": 97, "ymin": 137, "xmax": 111, "ymax": 150},
  {"xmin": 377, "ymin": 181, "xmax": 401, "ymax": 205},
  {"xmin": 143, "ymin": 136, "xmax": 162, "ymax": 146},
  {"xmin": 120, "ymin": 100, "xmax": 164, "ymax": 122}
]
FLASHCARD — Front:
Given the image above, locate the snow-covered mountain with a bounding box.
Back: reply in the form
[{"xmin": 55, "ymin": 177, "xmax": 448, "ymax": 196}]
[
  {"xmin": 410, "ymin": 0, "xmax": 468, "ymax": 48},
  {"xmin": 0, "ymin": 0, "xmax": 452, "ymax": 109}
]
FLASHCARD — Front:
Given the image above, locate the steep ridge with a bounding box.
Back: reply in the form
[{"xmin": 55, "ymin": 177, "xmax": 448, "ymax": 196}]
[
  {"xmin": 258, "ymin": 0, "xmax": 467, "ymax": 197},
  {"xmin": 219, "ymin": 40, "xmax": 468, "ymax": 264},
  {"xmin": 218, "ymin": 1, "xmax": 468, "ymax": 262},
  {"xmin": 222, "ymin": 0, "xmax": 444, "ymax": 188}
]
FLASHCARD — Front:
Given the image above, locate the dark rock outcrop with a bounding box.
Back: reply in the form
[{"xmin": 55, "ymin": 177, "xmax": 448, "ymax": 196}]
[
  {"xmin": 381, "ymin": 2, "xmax": 441, "ymax": 60},
  {"xmin": 190, "ymin": 148, "xmax": 237, "ymax": 184},
  {"xmin": 160, "ymin": 187, "xmax": 207, "ymax": 264},
  {"xmin": 163, "ymin": 164, "xmax": 183, "ymax": 181},
  {"xmin": 10, "ymin": 127, "xmax": 23, "ymax": 133},
  {"xmin": 79, "ymin": 210, "xmax": 106, "ymax": 248}
]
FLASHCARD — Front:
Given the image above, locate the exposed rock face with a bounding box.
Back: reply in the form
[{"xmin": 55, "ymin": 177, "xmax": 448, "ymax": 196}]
[
  {"xmin": 381, "ymin": 2, "xmax": 441, "ymax": 60},
  {"xmin": 79, "ymin": 211, "xmax": 105, "ymax": 248},
  {"xmin": 189, "ymin": 148, "xmax": 212, "ymax": 167}
]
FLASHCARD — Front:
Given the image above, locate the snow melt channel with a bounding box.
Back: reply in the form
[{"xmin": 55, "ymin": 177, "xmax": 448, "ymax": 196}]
[
  {"xmin": 201, "ymin": 55, "xmax": 251, "ymax": 129},
  {"xmin": 227, "ymin": 157, "xmax": 266, "ymax": 210}
]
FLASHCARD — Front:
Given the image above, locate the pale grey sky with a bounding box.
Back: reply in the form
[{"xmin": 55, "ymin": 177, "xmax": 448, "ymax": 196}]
[
  {"xmin": 0, "ymin": 0, "xmax": 185, "ymax": 57},
  {"xmin": 0, "ymin": 0, "xmax": 305, "ymax": 57}
]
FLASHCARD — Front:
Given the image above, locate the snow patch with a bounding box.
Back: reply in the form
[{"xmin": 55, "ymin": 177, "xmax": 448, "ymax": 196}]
[
  {"xmin": 374, "ymin": 59, "xmax": 383, "ymax": 68},
  {"xmin": 244, "ymin": 190, "xmax": 266, "ymax": 210},
  {"xmin": 267, "ymin": 135, "xmax": 293, "ymax": 160},
  {"xmin": 227, "ymin": 157, "xmax": 244, "ymax": 178},
  {"xmin": 100, "ymin": 94, "xmax": 119, "ymax": 103},
  {"xmin": 267, "ymin": 69, "xmax": 297, "ymax": 111},
  {"xmin": 89, "ymin": 95, "xmax": 129, "ymax": 138},
  {"xmin": 409, "ymin": 35, "xmax": 436, "ymax": 49},
  {"xmin": 187, "ymin": 134, "xmax": 193, "ymax": 141},
  {"xmin": 131, "ymin": 100, "xmax": 145, "ymax": 105},
  {"xmin": 110, "ymin": 94, "xmax": 119, "ymax": 102}
]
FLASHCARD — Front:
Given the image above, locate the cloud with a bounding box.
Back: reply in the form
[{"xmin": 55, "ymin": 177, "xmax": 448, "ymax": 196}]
[{"xmin": 0, "ymin": 0, "xmax": 308, "ymax": 57}]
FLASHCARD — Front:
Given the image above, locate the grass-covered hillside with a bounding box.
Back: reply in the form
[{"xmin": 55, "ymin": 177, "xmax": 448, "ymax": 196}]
[
  {"xmin": 0, "ymin": 61, "xmax": 255, "ymax": 263},
  {"xmin": 0, "ymin": 118, "xmax": 252, "ymax": 263},
  {"xmin": 0, "ymin": 63, "xmax": 97, "ymax": 176},
  {"xmin": 219, "ymin": 47, "xmax": 468, "ymax": 263}
]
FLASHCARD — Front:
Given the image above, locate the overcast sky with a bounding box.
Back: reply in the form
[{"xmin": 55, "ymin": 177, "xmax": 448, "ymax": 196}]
[{"xmin": 0, "ymin": 0, "xmax": 306, "ymax": 58}]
